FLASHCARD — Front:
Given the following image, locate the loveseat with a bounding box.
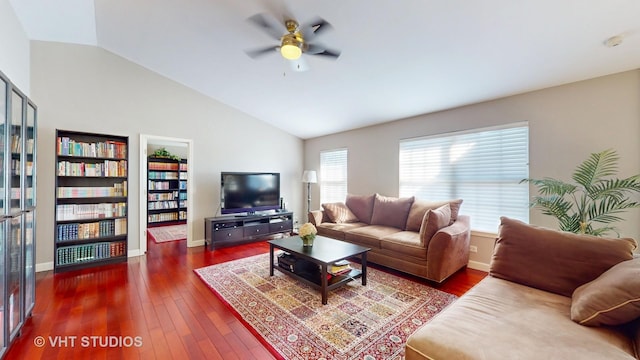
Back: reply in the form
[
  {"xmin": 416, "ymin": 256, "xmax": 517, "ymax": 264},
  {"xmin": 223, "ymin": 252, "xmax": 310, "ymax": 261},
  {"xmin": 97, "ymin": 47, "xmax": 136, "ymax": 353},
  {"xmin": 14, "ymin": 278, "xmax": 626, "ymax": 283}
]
[
  {"xmin": 406, "ymin": 217, "xmax": 640, "ymax": 360},
  {"xmin": 308, "ymin": 193, "xmax": 471, "ymax": 283}
]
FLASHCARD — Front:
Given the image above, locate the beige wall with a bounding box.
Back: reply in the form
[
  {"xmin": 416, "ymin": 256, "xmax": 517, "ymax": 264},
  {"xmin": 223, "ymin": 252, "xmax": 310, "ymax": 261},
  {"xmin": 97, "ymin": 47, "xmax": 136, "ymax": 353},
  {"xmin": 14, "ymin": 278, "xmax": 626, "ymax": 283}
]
[
  {"xmin": 304, "ymin": 70, "xmax": 640, "ymax": 270},
  {"xmin": 31, "ymin": 41, "xmax": 305, "ymax": 269},
  {"xmin": 0, "ymin": 0, "xmax": 30, "ymax": 93}
]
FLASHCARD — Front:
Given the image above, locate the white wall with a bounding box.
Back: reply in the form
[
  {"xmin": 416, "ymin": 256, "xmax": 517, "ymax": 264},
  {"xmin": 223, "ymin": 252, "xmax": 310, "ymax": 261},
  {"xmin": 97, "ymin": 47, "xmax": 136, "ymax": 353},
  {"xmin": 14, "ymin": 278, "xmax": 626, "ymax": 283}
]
[
  {"xmin": 30, "ymin": 41, "xmax": 305, "ymax": 268},
  {"xmin": 0, "ymin": 0, "xmax": 30, "ymax": 93},
  {"xmin": 304, "ymin": 70, "xmax": 640, "ymax": 270}
]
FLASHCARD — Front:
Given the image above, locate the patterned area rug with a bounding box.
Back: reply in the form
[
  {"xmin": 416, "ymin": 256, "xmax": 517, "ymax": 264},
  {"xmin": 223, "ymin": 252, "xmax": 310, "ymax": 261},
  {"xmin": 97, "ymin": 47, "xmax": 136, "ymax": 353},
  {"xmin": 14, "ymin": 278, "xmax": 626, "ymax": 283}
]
[
  {"xmin": 194, "ymin": 253, "xmax": 457, "ymax": 360},
  {"xmin": 147, "ymin": 224, "xmax": 186, "ymax": 243}
]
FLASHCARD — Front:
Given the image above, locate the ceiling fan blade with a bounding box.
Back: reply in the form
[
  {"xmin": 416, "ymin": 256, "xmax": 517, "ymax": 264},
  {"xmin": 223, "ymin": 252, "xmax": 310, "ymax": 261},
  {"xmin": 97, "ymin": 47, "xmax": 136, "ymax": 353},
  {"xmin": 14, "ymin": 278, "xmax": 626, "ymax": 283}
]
[
  {"xmin": 301, "ymin": 17, "xmax": 332, "ymax": 40},
  {"xmin": 289, "ymin": 57, "xmax": 309, "ymax": 72},
  {"xmin": 245, "ymin": 45, "xmax": 278, "ymax": 59},
  {"xmin": 309, "ymin": 47, "xmax": 341, "ymax": 59},
  {"xmin": 247, "ymin": 13, "xmax": 284, "ymax": 40}
]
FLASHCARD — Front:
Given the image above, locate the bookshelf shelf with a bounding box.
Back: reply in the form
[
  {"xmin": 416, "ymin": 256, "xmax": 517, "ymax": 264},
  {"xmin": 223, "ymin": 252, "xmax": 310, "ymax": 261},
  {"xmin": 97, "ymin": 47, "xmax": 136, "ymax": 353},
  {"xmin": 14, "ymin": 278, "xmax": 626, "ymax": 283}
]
[
  {"xmin": 147, "ymin": 157, "xmax": 187, "ymax": 226},
  {"xmin": 54, "ymin": 130, "xmax": 129, "ymax": 273}
]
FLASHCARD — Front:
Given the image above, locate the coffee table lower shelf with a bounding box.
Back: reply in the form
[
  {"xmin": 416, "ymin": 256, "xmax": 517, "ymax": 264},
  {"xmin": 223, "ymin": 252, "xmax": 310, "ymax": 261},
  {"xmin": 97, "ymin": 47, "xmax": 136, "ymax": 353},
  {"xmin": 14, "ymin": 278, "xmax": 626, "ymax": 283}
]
[{"xmin": 273, "ymin": 265, "xmax": 363, "ymax": 290}]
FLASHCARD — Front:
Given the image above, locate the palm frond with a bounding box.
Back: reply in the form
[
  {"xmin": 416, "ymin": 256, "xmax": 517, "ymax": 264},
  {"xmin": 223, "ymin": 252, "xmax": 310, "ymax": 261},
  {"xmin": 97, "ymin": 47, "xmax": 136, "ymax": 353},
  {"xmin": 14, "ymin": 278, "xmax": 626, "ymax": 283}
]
[
  {"xmin": 588, "ymin": 177, "xmax": 640, "ymax": 200},
  {"xmin": 572, "ymin": 149, "xmax": 619, "ymax": 189},
  {"xmin": 521, "ymin": 178, "xmax": 576, "ymax": 196}
]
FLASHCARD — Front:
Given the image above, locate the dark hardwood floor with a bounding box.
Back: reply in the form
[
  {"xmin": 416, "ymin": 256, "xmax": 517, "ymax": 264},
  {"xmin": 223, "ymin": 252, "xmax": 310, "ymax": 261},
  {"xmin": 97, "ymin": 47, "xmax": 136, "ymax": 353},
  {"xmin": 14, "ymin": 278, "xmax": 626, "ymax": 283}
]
[{"xmin": 6, "ymin": 237, "xmax": 486, "ymax": 359}]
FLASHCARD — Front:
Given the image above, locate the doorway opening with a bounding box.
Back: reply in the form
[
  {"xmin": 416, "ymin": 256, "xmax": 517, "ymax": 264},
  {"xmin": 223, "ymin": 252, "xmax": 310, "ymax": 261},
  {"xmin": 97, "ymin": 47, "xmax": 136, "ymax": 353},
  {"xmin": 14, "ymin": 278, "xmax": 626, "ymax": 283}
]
[{"xmin": 139, "ymin": 134, "xmax": 194, "ymax": 254}]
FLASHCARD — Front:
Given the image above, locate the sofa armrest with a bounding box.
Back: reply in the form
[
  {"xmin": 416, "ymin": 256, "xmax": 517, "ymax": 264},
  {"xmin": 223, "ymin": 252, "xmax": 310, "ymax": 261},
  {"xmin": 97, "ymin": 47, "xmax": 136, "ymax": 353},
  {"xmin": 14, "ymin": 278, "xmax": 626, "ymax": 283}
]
[
  {"xmin": 426, "ymin": 215, "xmax": 471, "ymax": 283},
  {"xmin": 308, "ymin": 210, "xmax": 324, "ymax": 226}
]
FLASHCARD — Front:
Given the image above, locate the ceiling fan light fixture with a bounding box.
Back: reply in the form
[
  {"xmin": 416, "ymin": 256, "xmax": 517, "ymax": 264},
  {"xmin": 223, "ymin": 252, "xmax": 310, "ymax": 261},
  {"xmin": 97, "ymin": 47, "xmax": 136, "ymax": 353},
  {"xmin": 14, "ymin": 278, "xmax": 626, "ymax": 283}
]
[{"xmin": 280, "ymin": 35, "xmax": 302, "ymax": 60}]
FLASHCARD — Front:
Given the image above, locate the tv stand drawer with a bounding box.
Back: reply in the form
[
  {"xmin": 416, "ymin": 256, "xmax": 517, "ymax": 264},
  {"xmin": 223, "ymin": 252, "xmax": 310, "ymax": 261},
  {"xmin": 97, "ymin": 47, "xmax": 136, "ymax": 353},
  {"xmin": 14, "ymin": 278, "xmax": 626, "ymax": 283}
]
[
  {"xmin": 244, "ymin": 224, "xmax": 270, "ymax": 238},
  {"xmin": 213, "ymin": 227, "xmax": 243, "ymax": 242},
  {"xmin": 270, "ymin": 220, "xmax": 292, "ymax": 233}
]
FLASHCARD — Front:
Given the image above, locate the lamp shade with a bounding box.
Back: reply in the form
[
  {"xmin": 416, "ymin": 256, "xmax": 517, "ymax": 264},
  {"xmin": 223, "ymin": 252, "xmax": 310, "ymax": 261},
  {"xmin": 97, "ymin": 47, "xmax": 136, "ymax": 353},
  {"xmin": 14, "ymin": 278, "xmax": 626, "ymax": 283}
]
[{"xmin": 302, "ymin": 170, "xmax": 317, "ymax": 183}]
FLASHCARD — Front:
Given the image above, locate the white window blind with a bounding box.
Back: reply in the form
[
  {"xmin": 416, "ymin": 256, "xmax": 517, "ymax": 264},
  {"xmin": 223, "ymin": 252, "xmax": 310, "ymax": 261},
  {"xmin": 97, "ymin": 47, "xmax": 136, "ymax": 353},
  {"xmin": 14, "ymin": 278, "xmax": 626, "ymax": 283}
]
[
  {"xmin": 320, "ymin": 149, "xmax": 348, "ymax": 204},
  {"xmin": 399, "ymin": 123, "xmax": 529, "ymax": 232}
]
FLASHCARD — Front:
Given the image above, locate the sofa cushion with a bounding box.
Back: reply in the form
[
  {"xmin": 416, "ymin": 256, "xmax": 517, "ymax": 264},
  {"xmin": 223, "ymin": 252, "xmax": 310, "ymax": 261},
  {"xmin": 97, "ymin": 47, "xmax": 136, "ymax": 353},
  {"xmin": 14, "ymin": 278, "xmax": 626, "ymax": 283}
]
[
  {"xmin": 405, "ymin": 276, "xmax": 637, "ymax": 360},
  {"xmin": 571, "ymin": 258, "xmax": 640, "ymax": 327},
  {"xmin": 419, "ymin": 204, "xmax": 451, "ymax": 247},
  {"xmin": 316, "ymin": 222, "xmax": 367, "ymax": 241},
  {"xmin": 345, "ymin": 225, "xmax": 402, "ymax": 249},
  {"xmin": 345, "ymin": 193, "xmax": 375, "ymax": 224},
  {"xmin": 321, "ymin": 202, "xmax": 359, "ymax": 223},
  {"xmin": 490, "ymin": 217, "xmax": 637, "ymax": 297},
  {"xmin": 405, "ymin": 199, "xmax": 463, "ymax": 231},
  {"xmin": 370, "ymin": 194, "xmax": 414, "ymax": 229},
  {"xmin": 381, "ymin": 231, "xmax": 427, "ymax": 260}
]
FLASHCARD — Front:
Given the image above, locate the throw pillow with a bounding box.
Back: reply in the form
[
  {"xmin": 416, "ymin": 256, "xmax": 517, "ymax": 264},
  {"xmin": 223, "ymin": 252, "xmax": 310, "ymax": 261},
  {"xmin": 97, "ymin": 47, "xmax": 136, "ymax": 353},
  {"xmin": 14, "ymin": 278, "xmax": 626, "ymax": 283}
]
[
  {"xmin": 490, "ymin": 217, "xmax": 637, "ymax": 297},
  {"xmin": 369, "ymin": 194, "xmax": 415, "ymax": 229},
  {"xmin": 571, "ymin": 258, "xmax": 640, "ymax": 326},
  {"xmin": 322, "ymin": 202, "xmax": 359, "ymax": 223},
  {"xmin": 419, "ymin": 204, "xmax": 452, "ymax": 247},
  {"xmin": 405, "ymin": 199, "xmax": 463, "ymax": 231},
  {"xmin": 345, "ymin": 193, "xmax": 375, "ymax": 224}
]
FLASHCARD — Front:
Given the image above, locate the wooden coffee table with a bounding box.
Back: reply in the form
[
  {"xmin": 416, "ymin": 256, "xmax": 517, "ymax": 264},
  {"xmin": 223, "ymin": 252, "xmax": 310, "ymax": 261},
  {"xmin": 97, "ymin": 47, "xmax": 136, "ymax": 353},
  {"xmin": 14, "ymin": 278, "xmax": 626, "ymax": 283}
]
[{"xmin": 268, "ymin": 235, "xmax": 370, "ymax": 305}]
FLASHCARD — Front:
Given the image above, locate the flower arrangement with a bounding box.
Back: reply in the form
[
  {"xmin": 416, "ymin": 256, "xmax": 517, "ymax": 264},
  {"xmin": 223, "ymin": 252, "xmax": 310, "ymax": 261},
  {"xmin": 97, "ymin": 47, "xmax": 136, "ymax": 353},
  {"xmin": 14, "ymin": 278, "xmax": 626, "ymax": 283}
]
[{"xmin": 299, "ymin": 222, "xmax": 317, "ymax": 247}]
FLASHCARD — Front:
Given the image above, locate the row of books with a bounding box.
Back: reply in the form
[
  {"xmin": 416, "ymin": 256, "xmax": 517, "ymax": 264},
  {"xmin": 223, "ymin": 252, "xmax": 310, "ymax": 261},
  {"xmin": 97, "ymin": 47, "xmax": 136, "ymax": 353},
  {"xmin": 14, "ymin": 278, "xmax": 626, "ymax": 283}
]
[
  {"xmin": 148, "ymin": 200, "xmax": 178, "ymax": 210},
  {"xmin": 57, "ymin": 160, "xmax": 127, "ymax": 177},
  {"xmin": 57, "ymin": 137, "xmax": 127, "ymax": 159},
  {"xmin": 8, "ymin": 135, "xmax": 35, "ymax": 155},
  {"xmin": 148, "ymin": 162, "xmax": 179, "ymax": 171},
  {"xmin": 148, "ymin": 180, "xmax": 177, "ymax": 190},
  {"xmin": 179, "ymin": 181, "xmax": 187, "ymax": 190},
  {"xmin": 179, "ymin": 163, "xmax": 187, "ymax": 171},
  {"xmin": 56, "ymin": 218, "xmax": 127, "ymax": 241},
  {"xmin": 10, "ymin": 160, "xmax": 34, "ymax": 176},
  {"xmin": 148, "ymin": 171, "xmax": 178, "ymax": 180},
  {"xmin": 0, "ymin": 187, "xmax": 34, "ymax": 198},
  {"xmin": 179, "ymin": 211, "xmax": 187, "ymax": 220},
  {"xmin": 56, "ymin": 202, "xmax": 127, "ymax": 221},
  {"xmin": 329, "ymin": 260, "xmax": 353, "ymax": 276},
  {"xmin": 57, "ymin": 182, "xmax": 127, "ymax": 198},
  {"xmin": 56, "ymin": 241, "xmax": 126, "ymax": 266},
  {"xmin": 148, "ymin": 212, "xmax": 178, "ymax": 223},
  {"xmin": 148, "ymin": 191, "xmax": 178, "ymax": 201}
]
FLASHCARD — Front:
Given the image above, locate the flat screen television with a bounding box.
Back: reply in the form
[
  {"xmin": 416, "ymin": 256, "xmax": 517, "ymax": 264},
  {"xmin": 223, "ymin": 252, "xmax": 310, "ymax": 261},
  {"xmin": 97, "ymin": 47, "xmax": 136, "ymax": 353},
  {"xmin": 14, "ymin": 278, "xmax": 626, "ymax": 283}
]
[{"xmin": 221, "ymin": 172, "xmax": 281, "ymax": 214}]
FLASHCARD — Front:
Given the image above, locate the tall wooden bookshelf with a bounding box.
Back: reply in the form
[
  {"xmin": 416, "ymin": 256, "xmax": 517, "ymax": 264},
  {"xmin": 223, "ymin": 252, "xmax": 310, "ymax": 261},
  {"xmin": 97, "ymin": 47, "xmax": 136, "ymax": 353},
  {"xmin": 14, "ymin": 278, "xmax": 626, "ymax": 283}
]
[
  {"xmin": 54, "ymin": 130, "xmax": 128, "ymax": 272},
  {"xmin": 147, "ymin": 157, "xmax": 187, "ymax": 226}
]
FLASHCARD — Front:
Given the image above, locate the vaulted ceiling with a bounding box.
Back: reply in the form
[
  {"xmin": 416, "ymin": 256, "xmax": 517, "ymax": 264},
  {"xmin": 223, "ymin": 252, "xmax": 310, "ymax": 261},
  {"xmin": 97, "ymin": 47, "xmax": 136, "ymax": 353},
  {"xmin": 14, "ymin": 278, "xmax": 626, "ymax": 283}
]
[{"xmin": 10, "ymin": 0, "xmax": 640, "ymax": 139}]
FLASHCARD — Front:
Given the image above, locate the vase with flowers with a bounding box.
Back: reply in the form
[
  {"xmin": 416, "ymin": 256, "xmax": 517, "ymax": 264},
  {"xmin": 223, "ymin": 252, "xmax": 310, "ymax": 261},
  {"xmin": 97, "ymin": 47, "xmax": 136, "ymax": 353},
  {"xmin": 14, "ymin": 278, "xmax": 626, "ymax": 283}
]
[{"xmin": 299, "ymin": 222, "xmax": 317, "ymax": 247}]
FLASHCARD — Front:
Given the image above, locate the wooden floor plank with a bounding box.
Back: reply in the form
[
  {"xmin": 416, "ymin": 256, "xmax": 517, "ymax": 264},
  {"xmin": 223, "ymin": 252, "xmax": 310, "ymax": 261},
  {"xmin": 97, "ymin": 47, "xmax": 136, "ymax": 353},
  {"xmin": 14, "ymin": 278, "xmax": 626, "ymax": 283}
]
[{"xmin": 5, "ymin": 237, "xmax": 486, "ymax": 359}]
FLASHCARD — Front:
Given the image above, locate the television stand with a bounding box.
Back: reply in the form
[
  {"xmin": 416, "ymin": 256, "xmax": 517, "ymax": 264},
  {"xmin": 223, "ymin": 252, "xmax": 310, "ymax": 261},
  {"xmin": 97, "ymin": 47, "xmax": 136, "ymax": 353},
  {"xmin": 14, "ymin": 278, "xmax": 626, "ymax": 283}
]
[{"xmin": 204, "ymin": 211, "xmax": 293, "ymax": 250}]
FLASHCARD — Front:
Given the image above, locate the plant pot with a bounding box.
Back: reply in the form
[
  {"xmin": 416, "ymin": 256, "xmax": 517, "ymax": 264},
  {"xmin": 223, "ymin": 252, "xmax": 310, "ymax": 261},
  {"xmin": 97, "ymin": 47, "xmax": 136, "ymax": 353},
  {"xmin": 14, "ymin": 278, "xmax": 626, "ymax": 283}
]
[{"xmin": 301, "ymin": 234, "xmax": 315, "ymax": 247}]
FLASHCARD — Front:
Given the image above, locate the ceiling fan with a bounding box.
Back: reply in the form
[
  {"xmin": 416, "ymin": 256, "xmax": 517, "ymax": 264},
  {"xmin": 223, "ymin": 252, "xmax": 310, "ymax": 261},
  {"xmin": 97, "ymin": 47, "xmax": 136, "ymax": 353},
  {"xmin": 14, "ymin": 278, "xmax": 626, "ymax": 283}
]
[{"xmin": 245, "ymin": 13, "xmax": 341, "ymax": 71}]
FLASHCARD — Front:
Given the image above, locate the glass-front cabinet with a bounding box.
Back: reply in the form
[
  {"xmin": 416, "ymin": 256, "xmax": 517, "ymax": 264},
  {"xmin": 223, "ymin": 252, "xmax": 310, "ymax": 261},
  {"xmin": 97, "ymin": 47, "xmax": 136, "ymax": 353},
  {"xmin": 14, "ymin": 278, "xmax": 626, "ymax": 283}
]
[
  {"xmin": 0, "ymin": 74, "xmax": 7, "ymax": 359},
  {"xmin": 0, "ymin": 70, "xmax": 37, "ymax": 358}
]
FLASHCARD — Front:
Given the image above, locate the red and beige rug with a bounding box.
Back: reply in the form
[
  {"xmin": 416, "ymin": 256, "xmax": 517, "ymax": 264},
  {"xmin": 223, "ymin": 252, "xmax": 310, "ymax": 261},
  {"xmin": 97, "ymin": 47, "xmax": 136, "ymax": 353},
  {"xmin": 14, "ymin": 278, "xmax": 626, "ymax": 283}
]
[
  {"xmin": 194, "ymin": 253, "xmax": 457, "ymax": 360},
  {"xmin": 147, "ymin": 224, "xmax": 187, "ymax": 243}
]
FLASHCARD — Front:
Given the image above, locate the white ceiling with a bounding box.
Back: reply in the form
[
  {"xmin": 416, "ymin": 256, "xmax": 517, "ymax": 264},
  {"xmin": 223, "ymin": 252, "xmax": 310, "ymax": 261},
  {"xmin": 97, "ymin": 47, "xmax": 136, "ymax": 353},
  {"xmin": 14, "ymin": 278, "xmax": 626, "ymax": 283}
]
[{"xmin": 9, "ymin": 0, "xmax": 640, "ymax": 139}]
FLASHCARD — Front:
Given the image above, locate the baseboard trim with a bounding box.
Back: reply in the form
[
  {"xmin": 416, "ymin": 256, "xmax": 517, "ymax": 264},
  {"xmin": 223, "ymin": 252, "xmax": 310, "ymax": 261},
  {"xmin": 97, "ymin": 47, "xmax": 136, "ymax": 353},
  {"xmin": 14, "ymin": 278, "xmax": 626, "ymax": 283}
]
[
  {"xmin": 468, "ymin": 260, "xmax": 490, "ymax": 272},
  {"xmin": 36, "ymin": 262, "xmax": 54, "ymax": 273},
  {"xmin": 189, "ymin": 239, "xmax": 205, "ymax": 247}
]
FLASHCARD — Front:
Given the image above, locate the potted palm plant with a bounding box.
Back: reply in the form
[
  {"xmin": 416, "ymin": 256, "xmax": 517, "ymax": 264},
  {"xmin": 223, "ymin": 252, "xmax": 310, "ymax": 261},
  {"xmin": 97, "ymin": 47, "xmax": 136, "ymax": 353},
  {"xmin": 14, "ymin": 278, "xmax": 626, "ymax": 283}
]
[{"xmin": 522, "ymin": 149, "xmax": 640, "ymax": 236}]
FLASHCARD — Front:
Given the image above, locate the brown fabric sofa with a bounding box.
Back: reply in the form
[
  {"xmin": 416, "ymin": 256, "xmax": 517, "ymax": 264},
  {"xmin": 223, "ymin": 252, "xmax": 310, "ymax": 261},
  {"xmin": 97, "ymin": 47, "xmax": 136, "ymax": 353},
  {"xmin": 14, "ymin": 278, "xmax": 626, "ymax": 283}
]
[
  {"xmin": 308, "ymin": 193, "xmax": 471, "ymax": 283},
  {"xmin": 406, "ymin": 217, "xmax": 640, "ymax": 360}
]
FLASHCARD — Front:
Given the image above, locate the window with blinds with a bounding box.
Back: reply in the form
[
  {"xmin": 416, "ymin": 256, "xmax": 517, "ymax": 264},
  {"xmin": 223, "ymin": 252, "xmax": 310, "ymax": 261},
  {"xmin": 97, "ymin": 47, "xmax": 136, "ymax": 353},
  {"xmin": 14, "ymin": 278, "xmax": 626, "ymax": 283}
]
[
  {"xmin": 320, "ymin": 148, "xmax": 348, "ymax": 204},
  {"xmin": 399, "ymin": 123, "xmax": 529, "ymax": 233}
]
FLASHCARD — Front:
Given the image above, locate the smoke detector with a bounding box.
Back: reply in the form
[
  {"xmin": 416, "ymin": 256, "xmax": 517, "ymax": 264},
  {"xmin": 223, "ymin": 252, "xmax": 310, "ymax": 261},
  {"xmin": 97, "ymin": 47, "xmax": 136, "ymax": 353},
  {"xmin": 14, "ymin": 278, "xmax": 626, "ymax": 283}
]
[{"xmin": 604, "ymin": 35, "xmax": 624, "ymax": 47}]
